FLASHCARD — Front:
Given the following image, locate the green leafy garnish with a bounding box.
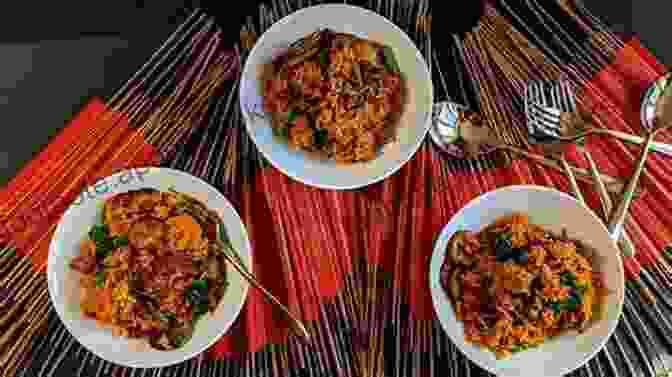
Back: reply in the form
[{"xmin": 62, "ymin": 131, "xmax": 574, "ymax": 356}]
[
  {"xmin": 560, "ymin": 271, "xmax": 577, "ymax": 287},
  {"xmin": 90, "ymin": 225, "xmax": 116, "ymax": 258},
  {"xmin": 113, "ymin": 235, "xmax": 129, "ymax": 248},
  {"xmin": 561, "ymin": 295, "xmax": 580, "ymax": 311},
  {"xmin": 88, "ymin": 224, "xmax": 129, "ymax": 260},
  {"xmin": 494, "ymin": 231, "xmax": 514, "ymax": 261},
  {"xmin": 287, "ymin": 110, "xmax": 297, "ymax": 123},
  {"xmin": 576, "ymin": 283, "xmax": 589, "ymax": 294},
  {"xmin": 89, "ymin": 224, "xmax": 109, "ymax": 243},
  {"xmin": 159, "ymin": 312, "xmax": 176, "ymax": 322},
  {"xmin": 319, "ymin": 49, "xmax": 328, "ymax": 67},
  {"xmin": 173, "ymin": 335, "xmax": 188, "ymax": 347},
  {"xmin": 194, "ymin": 302, "xmax": 209, "ymax": 315},
  {"xmin": 382, "ymin": 46, "xmax": 400, "ymax": 73},
  {"xmin": 551, "ymin": 292, "xmax": 581, "ymax": 312},
  {"xmin": 191, "ymin": 279, "xmax": 208, "ymax": 291},
  {"xmin": 496, "ymin": 231, "xmax": 513, "ymax": 243},
  {"xmin": 185, "ymin": 279, "xmax": 209, "ymax": 311},
  {"xmin": 273, "ymin": 125, "xmax": 289, "ymax": 138},
  {"xmin": 95, "ymin": 271, "xmax": 106, "ymax": 288},
  {"xmin": 313, "ymin": 128, "xmax": 329, "ymax": 148}
]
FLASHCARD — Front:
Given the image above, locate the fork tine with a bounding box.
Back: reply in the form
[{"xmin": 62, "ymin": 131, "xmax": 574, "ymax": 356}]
[
  {"xmin": 525, "ymin": 82, "xmax": 533, "ymax": 136},
  {"xmin": 563, "ymin": 81, "xmax": 577, "ymax": 111},
  {"xmin": 526, "ymin": 80, "xmax": 578, "ymax": 142},
  {"xmin": 558, "ymin": 81, "xmax": 576, "ymax": 113},
  {"xmin": 529, "ymin": 108, "xmax": 562, "ymax": 138},
  {"xmin": 527, "ymin": 82, "xmax": 550, "ymax": 138},
  {"xmin": 556, "ymin": 81, "xmax": 567, "ymax": 112},
  {"xmin": 550, "ymin": 82, "xmax": 559, "ymax": 110},
  {"xmin": 551, "ymin": 83, "xmax": 560, "ymax": 107},
  {"xmin": 539, "ymin": 81, "xmax": 549, "ymax": 108},
  {"xmin": 528, "ymin": 82, "xmax": 544, "ymax": 136},
  {"xmin": 530, "ymin": 101, "xmax": 562, "ymax": 121}
]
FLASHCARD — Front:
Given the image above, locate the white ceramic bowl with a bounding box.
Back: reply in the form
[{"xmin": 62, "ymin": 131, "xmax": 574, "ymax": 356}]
[
  {"xmin": 240, "ymin": 4, "xmax": 434, "ymax": 190},
  {"xmin": 47, "ymin": 167, "xmax": 251, "ymax": 368},
  {"xmin": 429, "ymin": 185, "xmax": 624, "ymax": 377}
]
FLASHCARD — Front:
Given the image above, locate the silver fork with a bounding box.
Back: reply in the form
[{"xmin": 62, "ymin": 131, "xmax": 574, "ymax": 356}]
[
  {"xmin": 526, "ymin": 79, "xmax": 672, "ymax": 157},
  {"xmin": 525, "ymin": 80, "xmax": 576, "ymax": 143}
]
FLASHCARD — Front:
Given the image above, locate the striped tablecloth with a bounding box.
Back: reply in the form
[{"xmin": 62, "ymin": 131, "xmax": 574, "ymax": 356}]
[{"xmin": 2, "ymin": 1, "xmax": 672, "ymax": 377}]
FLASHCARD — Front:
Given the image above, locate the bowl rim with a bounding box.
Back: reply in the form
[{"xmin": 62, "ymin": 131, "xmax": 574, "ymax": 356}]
[
  {"xmin": 46, "ymin": 166, "xmax": 252, "ymax": 368},
  {"xmin": 240, "ymin": 3, "xmax": 434, "ymax": 190},
  {"xmin": 429, "ymin": 184, "xmax": 625, "ymax": 377}
]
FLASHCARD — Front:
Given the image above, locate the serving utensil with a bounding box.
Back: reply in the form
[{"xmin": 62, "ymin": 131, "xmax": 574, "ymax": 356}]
[
  {"xmin": 429, "ymin": 101, "xmax": 634, "ymax": 195},
  {"xmin": 607, "ymin": 76, "xmax": 672, "ymax": 241},
  {"xmin": 216, "ymin": 230, "xmax": 312, "ymax": 343},
  {"xmin": 525, "ymin": 79, "xmax": 672, "ymax": 157}
]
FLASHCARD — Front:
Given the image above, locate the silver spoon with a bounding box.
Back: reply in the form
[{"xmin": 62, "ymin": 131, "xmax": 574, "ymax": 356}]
[{"xmin": 607, "ymin": 74, "xmax": 672, "ymax": 240}]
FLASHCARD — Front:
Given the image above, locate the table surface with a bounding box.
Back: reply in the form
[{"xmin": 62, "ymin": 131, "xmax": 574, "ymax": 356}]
[{"xmin": 0, "ymin": 0, "xmax": 665, "ymax": 186}]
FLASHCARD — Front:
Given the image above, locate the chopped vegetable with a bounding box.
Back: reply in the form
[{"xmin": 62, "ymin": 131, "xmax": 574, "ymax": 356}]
[
  {"xmin": 287, "ymin": 110, "xmax": 298, "ymax": 123},
  {"xmin": 560, "ymin": 271, "xmax": 577, "ymax": 287},
  {"xmin": 166, "ymin": 214, "xmax": 203, "ymax": 250},
  {"xmin": 89, "ymin": 224, "xmax": 129, "ymax": 260},
  {"xmin": 273, "ymin": 125, "xmax": 289, "ymax": 138},
  {"xmin": 561, "ymin": 294, "xmax": 581, "ymax": 311},
  {"xmin": 159, "ymin": 312, "xmax": 177, "ymax": 322},
  {"xmin": 381, "ymin": 46, "xmax": 400, "ymax": 73},
  {"xmin": 511, "ymin": 345, "xmax": 524, "ymax": 353},
  {"xmin": 95, "ymin": 288, "xmax": 114, "ymax": 323},
  {"xmin": 173, "ymin": 335, "xmax": 188, "ymax": 347},
  {"xmin": 576, "ymin": 281, "xmax": 590, "ymax": 294},
  {"xmin": 185, "ymin": 279, "xmax": 210, "ymax": 313},
  {"xmin": 495, "ymin": 231, "xmax": 514, "ymax": 261},
  {"xmin": 89, "ymin": 225, "xmax": 116, "ymax": 259},
  {"xmin": 89, "ymin": 224, "xmax": 109, "ymax": 243},
  {"xmin": 319, "ymin": 49, "xmax": 328, "ymax": 67},
  {"xmin": 113, "ymin": 235, "xmax": 129, "ymax": 248},
  {"xmin": 191, "ymin": 279, "xmax": 208, "ymax": 291},
  {"xmin": 95, "ymin": 271, "xmax": 106, "ymax": 288}
]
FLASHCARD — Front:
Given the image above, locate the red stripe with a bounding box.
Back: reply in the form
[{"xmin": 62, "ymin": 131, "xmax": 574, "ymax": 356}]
[{"xmin": 0, "ymin": 99, "xmax": 108, "ymax": 207}]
